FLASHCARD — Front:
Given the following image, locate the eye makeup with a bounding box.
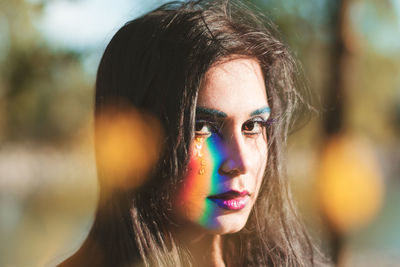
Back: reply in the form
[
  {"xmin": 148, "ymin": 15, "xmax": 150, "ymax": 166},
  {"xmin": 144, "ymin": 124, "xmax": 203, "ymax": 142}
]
[
  {"xmin": 250, "ymin": 106, "xmax": 270, "ymax": 117},
  {"xmin": 196, "ymin": 107, "xmax": 227, "ymax": 118},
  {"xmin": 242, "ymin": 117, "xmax": 268, "ymax": 136},
  {"xmin": 195, "ymin": 106, "xmax": 272, "ymax": 138},
  {"xmin": 195, "ymin": 107, "xmax": 227, "ymax": 138},
  {"xmin": 194, "ymin": 119, "xmax": 223, "ymax": 138},
  {"xmin": 196, "ymin": 106, "xmax": 271, "ymax": 120}
]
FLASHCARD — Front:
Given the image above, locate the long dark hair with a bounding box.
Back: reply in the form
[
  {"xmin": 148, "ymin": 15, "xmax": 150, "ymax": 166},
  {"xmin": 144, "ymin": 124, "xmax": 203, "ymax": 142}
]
[{"xmin": 60, "ymin": 1, "xmax": 324, "ymax": 266}]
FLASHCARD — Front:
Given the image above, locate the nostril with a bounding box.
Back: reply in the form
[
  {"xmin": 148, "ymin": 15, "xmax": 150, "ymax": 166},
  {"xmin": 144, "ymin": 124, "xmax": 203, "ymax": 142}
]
[{"xmin": 219, "ymin": 159, "xmax": 243, "ymax": 177}]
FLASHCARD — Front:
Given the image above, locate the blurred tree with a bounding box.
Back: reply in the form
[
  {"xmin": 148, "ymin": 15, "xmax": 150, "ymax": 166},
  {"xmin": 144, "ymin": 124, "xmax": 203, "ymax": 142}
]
[{"xmin": 0, "ymin": 0, "xmax": 92, "ymax": 144}]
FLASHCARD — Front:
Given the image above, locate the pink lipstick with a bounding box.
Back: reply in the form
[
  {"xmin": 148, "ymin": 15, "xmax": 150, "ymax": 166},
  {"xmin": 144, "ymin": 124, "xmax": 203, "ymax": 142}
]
[{"xmin": 207, "ymin": 190, "xmax": 250, "ymax": 210}]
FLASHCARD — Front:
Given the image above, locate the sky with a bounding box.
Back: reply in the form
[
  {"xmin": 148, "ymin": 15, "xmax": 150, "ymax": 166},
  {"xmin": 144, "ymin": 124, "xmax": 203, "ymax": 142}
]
[
  {"xmin": 35, "ymin": 0, "xmax": 177, "ymax": 75},
  {"xmin": 37, "ymin": 0, "xmax": 173, "ymax": 51}
]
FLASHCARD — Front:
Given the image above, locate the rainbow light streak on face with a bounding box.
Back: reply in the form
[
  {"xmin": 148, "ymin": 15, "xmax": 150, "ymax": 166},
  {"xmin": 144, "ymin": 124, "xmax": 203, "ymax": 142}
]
[
  {"xmin": 176, "ymin": 134, "xmax": 226, "ymax": 229},
  {"xmin": 199, "ymin": 134, "xmax": 225, "ymax": 228}
]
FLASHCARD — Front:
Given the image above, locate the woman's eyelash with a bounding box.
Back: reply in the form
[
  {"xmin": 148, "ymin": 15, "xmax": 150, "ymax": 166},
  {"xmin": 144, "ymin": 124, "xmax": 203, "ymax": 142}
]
[
  {"xmin": 265, "ymin": 117, "xmax": 276, "ymax": 126},
  {"xmin": 194, "ymin": 120, "xmax": 221, "ymax": 136},
  {"xmin": 242, "ymin": 118, "xmax": 266, "ymax": 131},
  {"xmin": 248, "ymin": 117, "xmax": 269, "ymax": 125},
  {"xmin": 195, "ymin": 116, "xmax": 274, "ymax": 137}
]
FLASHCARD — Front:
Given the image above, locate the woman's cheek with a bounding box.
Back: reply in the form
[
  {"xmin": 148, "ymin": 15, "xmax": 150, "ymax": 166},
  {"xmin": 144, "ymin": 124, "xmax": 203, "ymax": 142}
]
[{"xmin": 174, "ymin": 138, "xmax": 213, "ymax": 222}]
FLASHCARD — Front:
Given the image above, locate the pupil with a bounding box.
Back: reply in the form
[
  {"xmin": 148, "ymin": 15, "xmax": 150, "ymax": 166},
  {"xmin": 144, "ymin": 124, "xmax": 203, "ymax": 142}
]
[
  {"xmin": 243, "ymin": 121, "xmax": 254, "ymax": 131},
  {"xmin": 195, "ymin": 122, "xmax": 204, "ymax": 131}
]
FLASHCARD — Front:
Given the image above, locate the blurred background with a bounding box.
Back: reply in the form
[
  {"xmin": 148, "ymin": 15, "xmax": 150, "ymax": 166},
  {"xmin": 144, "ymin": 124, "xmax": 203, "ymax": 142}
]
[{"xmin": 0, "ymin": 0, "xmax": 399, "ymax": 266}]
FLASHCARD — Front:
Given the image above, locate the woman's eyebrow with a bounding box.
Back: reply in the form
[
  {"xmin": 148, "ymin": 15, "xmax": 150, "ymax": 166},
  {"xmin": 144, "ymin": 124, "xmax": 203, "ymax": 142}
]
[
  {"xmin": 196, "ymin": 107, "xmax": 227, "ymax": 118},
  {"xmin": 250, "ymin": 106, "xmax": 270, "ymax": 116}
]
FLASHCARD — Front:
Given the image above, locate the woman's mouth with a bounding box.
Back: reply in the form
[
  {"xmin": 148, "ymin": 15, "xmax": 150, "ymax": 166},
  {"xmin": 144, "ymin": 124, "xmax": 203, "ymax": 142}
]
[{"xmin": 207, "ymin": 190, "xmax": 250, "ymax": 210}]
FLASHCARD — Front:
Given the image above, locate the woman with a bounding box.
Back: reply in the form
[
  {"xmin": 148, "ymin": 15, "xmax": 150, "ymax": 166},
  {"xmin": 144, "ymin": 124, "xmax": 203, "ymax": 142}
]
[{"xmin": 60, "ymin": 0, "xmax": 325, "ymax": 266}]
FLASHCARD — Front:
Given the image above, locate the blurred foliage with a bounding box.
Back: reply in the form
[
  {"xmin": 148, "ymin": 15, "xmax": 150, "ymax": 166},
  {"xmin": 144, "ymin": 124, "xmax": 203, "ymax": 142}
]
[
  {"xmin": 0, "ymin": 0, "xmax": 92, "ymax": 144},
  {"xmin": 253, "ymin": 0, "xmax": 400, "ymax": 144}
]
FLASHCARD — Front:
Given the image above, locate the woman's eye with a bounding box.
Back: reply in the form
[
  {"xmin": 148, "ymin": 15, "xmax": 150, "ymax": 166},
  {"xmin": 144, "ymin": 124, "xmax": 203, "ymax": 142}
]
[
  {"xmin": 242, "ymin": 119, "xmax": 266, "ymax": 135},
  {"xmin": 195, "ymin": 121, "xmax": 214, "ymax": 136}
]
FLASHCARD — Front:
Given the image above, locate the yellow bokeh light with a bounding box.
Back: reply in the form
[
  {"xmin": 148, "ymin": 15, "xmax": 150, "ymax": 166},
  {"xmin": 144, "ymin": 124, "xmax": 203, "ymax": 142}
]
[
  {"xmin": 95, "ymin": 106, "xmax": 164, "ymax": 190},
  {"xmin": 317, "ymin": 134, "xmax": 384, "ymax": 234}
]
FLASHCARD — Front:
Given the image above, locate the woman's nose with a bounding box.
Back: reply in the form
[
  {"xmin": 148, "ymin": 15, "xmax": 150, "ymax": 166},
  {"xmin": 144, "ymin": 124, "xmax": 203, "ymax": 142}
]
[{"xmin": 218, "ymin": 132, "xmax": 251, "ymax": 177}]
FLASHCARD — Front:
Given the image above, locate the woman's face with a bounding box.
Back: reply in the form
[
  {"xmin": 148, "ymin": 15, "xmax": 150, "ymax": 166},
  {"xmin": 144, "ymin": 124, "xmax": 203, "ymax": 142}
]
[{"xmin": 173, "ymin": 57, "xmax": 270, "ymax": 235}]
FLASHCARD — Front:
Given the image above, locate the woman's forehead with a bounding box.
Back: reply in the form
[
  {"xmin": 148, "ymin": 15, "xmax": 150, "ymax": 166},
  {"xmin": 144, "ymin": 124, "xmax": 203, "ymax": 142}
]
[{"xmin": 197, "ymin": 57, "xmax": 268, "ymax": 117}]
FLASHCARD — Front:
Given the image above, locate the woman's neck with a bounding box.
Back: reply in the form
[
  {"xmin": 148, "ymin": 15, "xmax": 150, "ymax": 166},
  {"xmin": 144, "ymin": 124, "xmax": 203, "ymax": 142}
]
[
  {"xmin": 187, "ymin": 234, "xmax": 225, "ymax": 267},
  {"xmin": 174, "ymin": 228, "xmax": 226, "ymax": 267}
]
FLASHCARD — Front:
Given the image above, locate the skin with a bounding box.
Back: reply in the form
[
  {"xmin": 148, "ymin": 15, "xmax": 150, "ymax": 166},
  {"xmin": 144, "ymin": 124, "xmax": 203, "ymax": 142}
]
[{"xmin": 173, "ymin": 57, "xmax": 269, "ymax": 266}]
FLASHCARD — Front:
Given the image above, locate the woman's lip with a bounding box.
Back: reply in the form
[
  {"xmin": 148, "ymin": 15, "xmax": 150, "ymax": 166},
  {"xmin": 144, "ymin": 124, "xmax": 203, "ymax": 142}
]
[
  {"xmin": 208, "ymin": 190, "xmax": 250, "ymax": 200},
  {"xmin": 208, "ymin": 195, "xmax": 249, "ymax": 210},
  {"xmin": 207, "ymin": 190, "xmax": 250, "ymax": 210}
]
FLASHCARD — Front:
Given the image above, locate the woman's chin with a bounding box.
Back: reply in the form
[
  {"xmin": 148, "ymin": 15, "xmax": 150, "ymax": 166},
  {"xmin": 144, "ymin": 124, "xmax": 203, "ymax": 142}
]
[{"xmin": 199, "ymin": 212, "xmax": 250, "ymax": 235}]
